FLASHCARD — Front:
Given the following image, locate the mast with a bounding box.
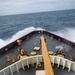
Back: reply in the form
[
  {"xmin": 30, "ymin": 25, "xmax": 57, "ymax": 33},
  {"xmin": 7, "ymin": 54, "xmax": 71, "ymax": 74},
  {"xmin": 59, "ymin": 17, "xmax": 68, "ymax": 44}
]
[{"xmin": 40, "ymin": 36, "xmax": 54, "ymax": 75}]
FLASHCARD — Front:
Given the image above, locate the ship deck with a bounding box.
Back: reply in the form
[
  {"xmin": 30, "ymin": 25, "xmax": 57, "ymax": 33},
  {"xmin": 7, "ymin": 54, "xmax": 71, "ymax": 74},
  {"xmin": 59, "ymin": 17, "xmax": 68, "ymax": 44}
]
[
  {"xmin": 0, "ymin": 33, "xmax": 75, "ymax": 75},
  {"xmin": 14, "ymin": 64, "xmax": 75, "ymax": 75}
]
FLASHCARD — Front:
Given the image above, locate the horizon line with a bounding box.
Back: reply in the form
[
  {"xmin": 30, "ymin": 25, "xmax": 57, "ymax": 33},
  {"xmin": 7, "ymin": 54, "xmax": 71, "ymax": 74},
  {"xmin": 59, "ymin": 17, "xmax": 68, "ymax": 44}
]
[{"xmin": 0, "ymin": 8, "xmax": 75, "ymax": 17}]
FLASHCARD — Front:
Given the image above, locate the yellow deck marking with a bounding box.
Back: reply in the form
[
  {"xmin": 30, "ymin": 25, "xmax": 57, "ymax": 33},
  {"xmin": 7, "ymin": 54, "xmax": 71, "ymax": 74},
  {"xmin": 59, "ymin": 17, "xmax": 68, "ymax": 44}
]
[{"xmin": 40, "ymin": 36, "xmax": 54, "ymax": 75}]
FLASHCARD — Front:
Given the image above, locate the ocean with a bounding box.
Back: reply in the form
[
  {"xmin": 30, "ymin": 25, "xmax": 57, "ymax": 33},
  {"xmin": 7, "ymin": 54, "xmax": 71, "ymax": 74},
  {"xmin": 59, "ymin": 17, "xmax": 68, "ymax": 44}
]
[{"xmin": 0, "ymin": 9, "xmax": 75, "ymax": 48}]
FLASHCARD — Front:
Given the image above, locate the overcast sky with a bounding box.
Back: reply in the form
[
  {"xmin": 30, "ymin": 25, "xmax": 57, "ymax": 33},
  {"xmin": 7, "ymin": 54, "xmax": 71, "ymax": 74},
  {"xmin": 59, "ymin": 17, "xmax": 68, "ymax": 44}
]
[{"xmin": 0, "ymin": 0, "xmax": 75, "ymax": 16}]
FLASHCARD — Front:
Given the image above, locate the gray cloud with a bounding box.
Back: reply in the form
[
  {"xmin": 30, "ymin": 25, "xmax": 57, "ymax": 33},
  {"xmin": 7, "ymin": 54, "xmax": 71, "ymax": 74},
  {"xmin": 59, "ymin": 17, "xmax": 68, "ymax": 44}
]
[{"xmin": 0, "ymin": 0, "xmax": 75, "ymax": 16}]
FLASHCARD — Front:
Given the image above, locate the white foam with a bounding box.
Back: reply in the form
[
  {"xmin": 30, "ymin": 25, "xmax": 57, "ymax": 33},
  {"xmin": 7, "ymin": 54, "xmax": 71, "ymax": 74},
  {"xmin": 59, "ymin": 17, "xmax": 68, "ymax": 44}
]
[
  {"xmin": 55, "ymin": 27, "xmax": 75, "ymax": 42},
  {"xmin": 0, "ymin": 26, "xmax": 44, "ymax": 48},
  {"xmin": 0, "ymin": 27, "xmax": 75, "ymax": 48}
]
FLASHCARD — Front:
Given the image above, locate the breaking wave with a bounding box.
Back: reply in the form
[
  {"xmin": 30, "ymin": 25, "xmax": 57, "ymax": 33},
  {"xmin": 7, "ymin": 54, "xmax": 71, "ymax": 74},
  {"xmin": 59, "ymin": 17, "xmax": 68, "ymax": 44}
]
[
  {"xmin": 0, "ymin": 27, "xmax": 44, "ymax": 48},
  {"xmin": 0, "ymin": 27, "xmax": 75, "ymax": 48},
  {"xmin": 55, "ymin": 28, "xmax": 75, "ymax": 42}
]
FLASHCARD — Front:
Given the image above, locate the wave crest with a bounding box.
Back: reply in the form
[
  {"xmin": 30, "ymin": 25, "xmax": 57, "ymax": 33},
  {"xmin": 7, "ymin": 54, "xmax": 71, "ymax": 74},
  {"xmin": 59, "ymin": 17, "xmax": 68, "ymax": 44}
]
[
  {"xmin": 0, "ymin": 27, "xmax": 44, "ymax": 48},
  {"xmin": 0, "ymin": 27, "xmax": 75, "ymax": 48}
]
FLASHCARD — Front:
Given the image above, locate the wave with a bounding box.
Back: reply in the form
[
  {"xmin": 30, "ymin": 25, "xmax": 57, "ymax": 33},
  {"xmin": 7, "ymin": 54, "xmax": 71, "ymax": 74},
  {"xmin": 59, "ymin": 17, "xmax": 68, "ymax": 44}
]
[
  {"xmin": 0, "ymin": 27, "xmax": 44, "ymax": 48},
  {"xmin": 0, "ymin": 27, "xmax": 75, "ymax": 48},
  {"xmin": 55, "ymin": 27, "xmax": 75, "ymax": 42}
]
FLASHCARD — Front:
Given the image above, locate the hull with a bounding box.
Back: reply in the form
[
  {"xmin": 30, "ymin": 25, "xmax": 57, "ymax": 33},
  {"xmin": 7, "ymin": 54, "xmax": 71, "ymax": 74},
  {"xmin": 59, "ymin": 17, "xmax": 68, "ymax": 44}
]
[
  {"xmin": 0, "ymin": 30, "xmax": 75, "ymax": 54},
  {"xmin": 0, "ymin": 30, "xmax": 75, "ymax": 75}
]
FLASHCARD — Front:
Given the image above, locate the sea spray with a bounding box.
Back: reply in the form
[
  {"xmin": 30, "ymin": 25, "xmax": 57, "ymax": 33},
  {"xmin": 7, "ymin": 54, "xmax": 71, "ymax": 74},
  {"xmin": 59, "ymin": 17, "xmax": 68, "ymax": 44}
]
[
  {"xmin": 0, "ymin": 27, "xmax": 44, "ymax": 48},
  {"xmin": 0, "ymin": 27, "xmax": 75, "ymax": 49},
  {"xmin": 54, "ymin": 27, "xmax": 75, "ymax": 42}
]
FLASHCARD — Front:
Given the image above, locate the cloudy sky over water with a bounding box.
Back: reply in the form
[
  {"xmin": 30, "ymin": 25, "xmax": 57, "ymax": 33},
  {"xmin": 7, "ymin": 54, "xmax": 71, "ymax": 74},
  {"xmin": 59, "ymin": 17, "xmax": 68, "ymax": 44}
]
[{"xmin": 0, "ymin": 0, "xmax": 75, "ymax": 16}]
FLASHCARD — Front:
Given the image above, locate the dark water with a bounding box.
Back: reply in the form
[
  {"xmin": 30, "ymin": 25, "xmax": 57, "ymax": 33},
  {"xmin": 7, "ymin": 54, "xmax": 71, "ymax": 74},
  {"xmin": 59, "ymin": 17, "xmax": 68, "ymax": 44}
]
[{"xmin": 0, "ymin": 9, "xmax": 75, "ymax": 39}]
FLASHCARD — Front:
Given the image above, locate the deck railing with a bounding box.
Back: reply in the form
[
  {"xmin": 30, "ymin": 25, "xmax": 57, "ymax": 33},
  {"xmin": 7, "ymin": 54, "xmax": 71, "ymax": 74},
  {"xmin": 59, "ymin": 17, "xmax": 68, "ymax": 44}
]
[{"xmin": 0, "ymin": 55, "xmax": 75, "ymax": 75}]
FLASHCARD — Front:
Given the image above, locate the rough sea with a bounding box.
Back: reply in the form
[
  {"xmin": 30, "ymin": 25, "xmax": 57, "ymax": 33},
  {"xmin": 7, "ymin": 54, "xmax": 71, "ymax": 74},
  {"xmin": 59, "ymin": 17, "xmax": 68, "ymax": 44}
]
[{"xmin": 0, "ymin": 9, "xmax": 75, "ymax": 48}]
